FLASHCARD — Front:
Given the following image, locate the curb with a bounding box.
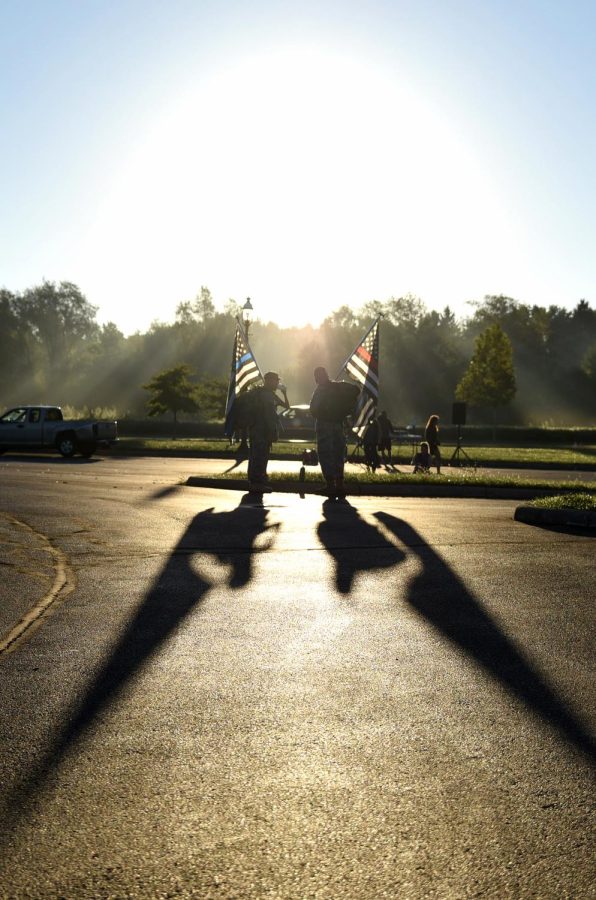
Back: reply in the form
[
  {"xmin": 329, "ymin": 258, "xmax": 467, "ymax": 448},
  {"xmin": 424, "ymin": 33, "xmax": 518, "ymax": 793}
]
[
  {"xmin": 185, "ymin": 476, "xmax": 587, "ymax": 501},
  {"xmin": 514, "ymin": 506, "xmax": 596, "ymax": 528}
]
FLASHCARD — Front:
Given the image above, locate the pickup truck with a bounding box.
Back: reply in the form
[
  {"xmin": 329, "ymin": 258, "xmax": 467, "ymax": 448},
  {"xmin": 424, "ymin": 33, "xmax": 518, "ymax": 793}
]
[{"xmin": 0, "ymin": 406, "xmax": 118, "ymax": 458}]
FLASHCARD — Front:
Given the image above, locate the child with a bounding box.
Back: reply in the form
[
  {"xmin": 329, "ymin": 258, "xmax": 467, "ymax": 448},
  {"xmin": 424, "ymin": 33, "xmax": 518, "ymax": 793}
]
[{"xmin": 412, "ymin": 441, "xmax": 432, "ymax": 474}]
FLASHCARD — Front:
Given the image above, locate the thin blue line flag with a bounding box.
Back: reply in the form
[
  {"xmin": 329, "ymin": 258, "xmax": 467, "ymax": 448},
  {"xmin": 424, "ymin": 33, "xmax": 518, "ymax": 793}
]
[{"xmin": 224, "ymin": 320, "xmax": 263, "ymax": 437}]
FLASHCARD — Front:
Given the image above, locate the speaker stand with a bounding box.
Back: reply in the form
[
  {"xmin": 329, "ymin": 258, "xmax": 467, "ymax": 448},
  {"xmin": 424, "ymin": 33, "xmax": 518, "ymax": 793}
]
[
  {"xmin": 449, "ymin": 425, "xmax": 474, "ymax": 467},
  {"xmin": 349, "ymin": 439, "xmax": 363, "ymax": 463}
]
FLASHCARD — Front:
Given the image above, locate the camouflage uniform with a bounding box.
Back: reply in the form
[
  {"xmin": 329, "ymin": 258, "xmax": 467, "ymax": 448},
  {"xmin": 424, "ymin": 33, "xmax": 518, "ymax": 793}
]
[
  {"xmin": 315, "ymin": 419, "xmax": 346, "ymax": 481},
  {"xmin": 310, "ymin": 382, "xmax": 347, "ymax": 494},
  {"xmin": 248, "ymin": 387, "xmax": 279, "ymax": 486}
]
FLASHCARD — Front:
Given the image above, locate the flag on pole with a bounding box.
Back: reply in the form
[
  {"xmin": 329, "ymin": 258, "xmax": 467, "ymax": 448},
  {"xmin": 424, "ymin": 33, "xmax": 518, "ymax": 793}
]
[
  {"xmin": 224, "ymin": 319, "xmax": 263, "ymax": 437},
  {"xmin": 337, "ymin": 317, "xmax": 380, "ymax": 436}
]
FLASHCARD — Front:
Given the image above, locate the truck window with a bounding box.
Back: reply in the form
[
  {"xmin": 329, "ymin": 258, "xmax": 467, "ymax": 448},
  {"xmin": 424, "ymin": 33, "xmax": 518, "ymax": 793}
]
[
  {"xmin": 29, "ymin": 408, "xmax": 41, "ymax": 423},
  {"xmin": 45, "ymin": 408, "xmax": 63, "ymax": 422},
  {"xmin": 0, "ymin": 408, "xmax": 28, "ymax": 423}
]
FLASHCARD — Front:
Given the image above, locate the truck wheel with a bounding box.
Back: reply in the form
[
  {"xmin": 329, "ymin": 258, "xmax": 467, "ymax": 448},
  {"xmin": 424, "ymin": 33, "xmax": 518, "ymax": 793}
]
[
  {"xmin": 56, "ymin": 434, "xmax": 76, "ymax": 458},
  {"xmin": 79, "ymin": 443, "xmax": 97, "ymax": 458}
]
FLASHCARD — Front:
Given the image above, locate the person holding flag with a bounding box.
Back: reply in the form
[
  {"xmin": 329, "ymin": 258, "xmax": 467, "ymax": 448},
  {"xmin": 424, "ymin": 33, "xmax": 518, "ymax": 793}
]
[
  {"xmin": 246, "ymin": 371, "xmax": 289, "ymax": 493},
  {"xmin": 343, "ymin": 317, "xmax": 380, "ymax": 437},
  {"xmin": 309, "ymin": 366, "xmax": 359, "ymax": 499},
  {"xmin": 224, "ymin": 319, "xmax": 263, "ymax": 442},
  {"xmin": 223, "ymin": 319, "xmax": 290, "ymax": 492}
]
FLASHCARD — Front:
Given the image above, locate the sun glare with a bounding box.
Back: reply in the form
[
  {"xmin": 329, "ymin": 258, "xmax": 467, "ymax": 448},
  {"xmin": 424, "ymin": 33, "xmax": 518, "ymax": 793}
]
[{"xmin": 82, "ymin": 45, "xmax": 520, "ymax": 332}]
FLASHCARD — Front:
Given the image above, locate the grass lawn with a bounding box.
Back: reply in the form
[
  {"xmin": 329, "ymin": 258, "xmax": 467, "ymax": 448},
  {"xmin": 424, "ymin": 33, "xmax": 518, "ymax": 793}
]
[
  {"xmin": 529, "ymin": 492, "xmax": 596, "ymax": 510},
  {"xmin": 116, "ymin": 437, "xmax": 596, "ymax": 468},
  {"xmin": 456, "ymin": 445, "xmax": 596, "ymax": 466},
  {"xmin": 212, "ymin": 469, "xmax": 596, "ymax": 493}
]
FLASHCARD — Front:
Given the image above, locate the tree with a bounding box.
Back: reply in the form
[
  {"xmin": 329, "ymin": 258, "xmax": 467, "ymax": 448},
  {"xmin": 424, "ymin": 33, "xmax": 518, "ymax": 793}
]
[
  {"xmin": 581, "ymin": 342, "xmax": 596, "ymax": 382},
  {"xmin": 143, "ymin": 364, "xmax": 200, "ymax": 434},
  {"xmin": 384, "ymin": 294, "xmax": 425, "ymax": 327},
  {"xmin": 0, "ymin": 289, "xmax": 25, "ymax": 392},
  {"xmin": 18, "ymin": 280, "xmax": 99, "ymax": 364},
  {"xmin": 195, "ymin": 377, "xmax": 228, "ymax": 419},
  {"xmin": 174, "ymin": 286, "xmax": 216, "ymax": 325},
  {"xmin": 223, "ymin": 298, "xmax": 240, "ymax": 317},
  {"xmin": 175, "ymin": 301, "xmax": 195, "ymax": 326},
  {"xmin": 456, "ymin": 323, "xmax": 516, "ymax": 436},
  {"xmin": 194, "ymin": 286, "xmax": 215, "ymax": 320},
  {"xmin": 322, "ymin": 305, "xmax": 357, "ymax": 329}
]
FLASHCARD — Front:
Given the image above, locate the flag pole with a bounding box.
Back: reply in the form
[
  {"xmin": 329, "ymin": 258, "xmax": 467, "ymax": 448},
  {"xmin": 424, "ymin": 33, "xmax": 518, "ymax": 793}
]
[{"xmin": 334, "ymin": 314, "xmax": 382, "ymax": 380}]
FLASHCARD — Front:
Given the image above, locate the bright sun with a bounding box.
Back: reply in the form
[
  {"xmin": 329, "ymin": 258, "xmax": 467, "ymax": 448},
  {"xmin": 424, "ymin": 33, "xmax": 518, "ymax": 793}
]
[{"xmin": 83, "ymin": 45, "xmax": 520, "ymax": 332}]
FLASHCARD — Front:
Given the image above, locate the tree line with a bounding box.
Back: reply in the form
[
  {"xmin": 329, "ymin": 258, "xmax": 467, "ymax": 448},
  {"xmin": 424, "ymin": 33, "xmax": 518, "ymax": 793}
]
[{"xmin": 1, "ymin": 281, "xmax": 595, "ymax": 427}]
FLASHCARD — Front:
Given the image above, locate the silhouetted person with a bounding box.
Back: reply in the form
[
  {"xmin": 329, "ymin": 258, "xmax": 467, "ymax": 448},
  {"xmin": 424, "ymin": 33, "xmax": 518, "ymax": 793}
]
[
  {"xmin": 412, "ymin": 440, "xmax": 432, "ymax": 473},
  {"xmin": 309, "ymin": 366, "xmax": 348, "ymax": 499},
  {"xmin": 377, "ymin": 410, "xmax": 394, "ymax": 464},
  {"xmin": 362, "ymin": 416, "xmax": 381, "ymax": 472},
  {"xmin": 424, "ymin": 413, "xmax": 441, "ymax": 474},
  {"xmin": 247, "ymin": 371, "xmax": 289, "ymax": 493}
]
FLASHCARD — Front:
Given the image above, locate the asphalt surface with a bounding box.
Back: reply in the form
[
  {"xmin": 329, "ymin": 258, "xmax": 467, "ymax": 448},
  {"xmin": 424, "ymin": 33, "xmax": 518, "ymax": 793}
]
[{"xmin": 0, "ymin": 454, "xmax": 594, "ymax": 899}]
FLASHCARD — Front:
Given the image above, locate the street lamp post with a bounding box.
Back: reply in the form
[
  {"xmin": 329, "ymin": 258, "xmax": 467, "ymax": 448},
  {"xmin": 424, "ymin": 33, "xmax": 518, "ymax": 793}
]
[{"xmin": 242, "ymin": 297, "xmax": 253, "ymax": 338}]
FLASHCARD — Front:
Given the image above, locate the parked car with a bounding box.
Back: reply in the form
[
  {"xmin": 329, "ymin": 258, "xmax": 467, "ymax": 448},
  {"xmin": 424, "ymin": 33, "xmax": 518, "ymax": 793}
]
[
  {"xmin": 0, "ymin": 406, "xmax": 118, "ymax": 458},
  {"xmin": 278, "ymin": 404, "xmax": 316, "ymax": 440}
]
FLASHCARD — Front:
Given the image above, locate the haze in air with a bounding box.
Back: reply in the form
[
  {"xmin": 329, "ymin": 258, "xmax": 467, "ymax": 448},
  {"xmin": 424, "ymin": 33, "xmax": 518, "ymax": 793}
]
[{"xmin": 1, "ymin": 1, "xmax": 594, "ymax": 335}]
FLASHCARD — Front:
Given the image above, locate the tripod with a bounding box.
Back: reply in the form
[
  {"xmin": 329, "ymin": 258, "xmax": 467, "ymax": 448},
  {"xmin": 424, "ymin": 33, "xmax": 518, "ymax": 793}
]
[
  {"xmin": 349, "ymin": 438, "xmax": 364, "ymax": 463},
  {"xmin": 450, "ymin": 424, "xmax": 474, "ymax": 467}
]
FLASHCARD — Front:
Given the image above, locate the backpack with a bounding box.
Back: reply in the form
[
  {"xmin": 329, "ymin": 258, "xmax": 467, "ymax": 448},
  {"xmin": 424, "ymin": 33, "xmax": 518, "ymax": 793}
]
[
  {"xmin": 316, "ymin": 381, "xmax": 360, "ymax": 422},
  {"xmin": 231, "ymin": 388, "xmax": 261, "ymax": 430}
]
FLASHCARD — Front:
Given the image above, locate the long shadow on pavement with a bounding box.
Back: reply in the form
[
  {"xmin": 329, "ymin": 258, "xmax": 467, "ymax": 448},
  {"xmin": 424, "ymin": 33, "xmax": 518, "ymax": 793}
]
[
  {"xmin": 375, "ymin": 512, "xmax": 596, "ymax": 763},
  {"xmin": 1, "ymin": 496, "xmax": 274, "ymax": 842},
  {"xmin": 317, "ymin": 499, "xmax": 406, "ymax": 594}
]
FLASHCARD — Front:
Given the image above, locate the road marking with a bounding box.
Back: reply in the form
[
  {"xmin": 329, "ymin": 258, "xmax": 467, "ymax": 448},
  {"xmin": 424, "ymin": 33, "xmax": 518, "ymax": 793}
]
[{"xmin": 0, "ymin": 514, "xmax": 75, "ymax": 657}]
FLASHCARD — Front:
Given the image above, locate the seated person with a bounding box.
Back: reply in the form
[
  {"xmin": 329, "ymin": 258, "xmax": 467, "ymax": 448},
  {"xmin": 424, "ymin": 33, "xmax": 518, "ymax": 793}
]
[{"xmin": 412, "ymin": 441, "xmax": 432, "ymax": 473}]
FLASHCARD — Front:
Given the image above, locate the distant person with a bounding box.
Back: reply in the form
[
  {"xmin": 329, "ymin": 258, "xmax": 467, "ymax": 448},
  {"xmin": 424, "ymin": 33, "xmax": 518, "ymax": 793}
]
[
  {"xmin": 412, "ymin": 441, "xmax": 432, "ymax": 473},
  {"xmin": 362, "ymin": 415, "xmax": 381, "ymax": 472},
  {"xmin": 247, "ymin": 372, "xmax": 289, "ymax": 492},
  {"xmin": 376, "ymin": 410, "xmax": 394, "ymax": 464},
  {"xmin": 424, "ymin": 413, "xmax": 441, "ymax": 474},
  {"xmin": 309, "ymin": 367, "xmax": 358, "ymax": 499}
]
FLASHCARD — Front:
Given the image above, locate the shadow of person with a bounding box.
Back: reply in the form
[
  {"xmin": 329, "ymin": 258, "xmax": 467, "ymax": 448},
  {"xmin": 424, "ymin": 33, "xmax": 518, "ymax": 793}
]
[
  {"xmin": 317, "ymin": 499, "xmax": 406, "ymax": 594},
  {"xmin": 240, "ymin": 490, "xmax": 262, "ymax": 504},
  {"xmin": 190, "ymin": 501, "xmax": 278, "ymax": 589},
  {"xmin": 1, "ymin": 499, "xmax": 274, "ymax": 840},
  {"xmin": 224, "ymin": 458, "xmax": 246, "ymax": 474},
  {"xmin": 375, "ymin": 512, "xmax": 596, "ymax": 762}
]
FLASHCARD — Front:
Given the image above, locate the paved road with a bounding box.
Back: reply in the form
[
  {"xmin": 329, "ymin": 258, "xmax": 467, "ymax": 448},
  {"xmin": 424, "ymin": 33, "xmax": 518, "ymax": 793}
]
[{"xmin": 0, "ymin": 455, "xmax": 594, "ymax": 898}]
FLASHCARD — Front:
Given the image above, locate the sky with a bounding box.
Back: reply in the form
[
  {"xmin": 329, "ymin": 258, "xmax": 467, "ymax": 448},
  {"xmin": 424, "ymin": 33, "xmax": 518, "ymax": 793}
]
[{"xmin": 1, "ymin": 0, "xmax": 595, "ymax": 335}]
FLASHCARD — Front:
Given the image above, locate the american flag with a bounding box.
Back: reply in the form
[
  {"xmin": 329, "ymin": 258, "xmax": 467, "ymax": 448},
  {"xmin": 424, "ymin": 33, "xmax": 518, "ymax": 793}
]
[
  {"xmin": 339, "ymin": 317, "xmax": 380, "ymax": 435},
  {"xmin": 224, "ymin": 320, "xmax": 263, "ymax": 436}
]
